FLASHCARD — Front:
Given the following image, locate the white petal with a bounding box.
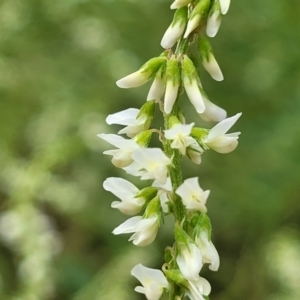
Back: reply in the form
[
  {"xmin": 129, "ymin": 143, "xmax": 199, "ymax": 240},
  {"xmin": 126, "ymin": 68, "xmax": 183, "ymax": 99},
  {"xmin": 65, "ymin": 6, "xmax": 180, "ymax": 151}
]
[
  {"xmin": 103, "ymin": 177, "xmax": 139, "ymax": 199},
  {"xmin": 184, "ymin": 79, "xmax": 205, "ymax": 113},
  {"xmin": 219, "ymin": 0, "xmax": 231, "ymax": 15},
  {"xmin": 106, "ymin": 108, "xmax": 140, "ymax": 125},
  {"xmin": 170, "ymin": 0, "xmax": 192, "ymax": 9},
  {"xmin": 202, "ymin": 53, "xmax": 224, "ymax": 81},
  {"xmin": 112, "ymin": 216, "xmax": 142, "ymax": 235},
  {"xmin": 207, "ymin": 113, "xmax": 242, "ymax": 141},
  {"xmin": 209, "ymin": 139, "xmax": 239, "ymax": 153},
  {"xmin": 164, "ymin": 80, "xmax": 179, "ymax": 114},
  {"xmin": 199, "ymin": 95, "xmax": 227, "ymax": 122},
  {"xmin": 184, "ymin": 15, "xmax": 200, "ymax": 38},
  {"xmin": 161, "ymin": 22, "xmax": 185, "ymax": 49},
  {"xmin": 177, "ymin": 244, "xmax": 203, "ymax": 281},
  {"xmin": 116, "ymin": 70, "xmax": 150, "ymax": 88},
  {"xmin": 147, "ymin": 75, "xmax": 165, "ymax": 101},
  {"xmin": 206, "ymin": 11, "xmax": 222, "ymax": 38}
]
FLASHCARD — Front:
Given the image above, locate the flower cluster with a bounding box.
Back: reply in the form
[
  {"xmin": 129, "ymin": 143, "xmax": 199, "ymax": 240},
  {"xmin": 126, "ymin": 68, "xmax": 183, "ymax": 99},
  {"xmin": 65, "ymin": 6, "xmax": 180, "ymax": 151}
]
[{"xmin": 100, "ymin": 1, "xmax": 239, "ymax": 299}]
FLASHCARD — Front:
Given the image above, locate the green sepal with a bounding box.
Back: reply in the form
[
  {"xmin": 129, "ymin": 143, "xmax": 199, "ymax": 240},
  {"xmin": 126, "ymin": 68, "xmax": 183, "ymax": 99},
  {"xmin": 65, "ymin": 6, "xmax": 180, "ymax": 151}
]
[
  {"xmin": 167, "ymin": 115, "xmax": 181, "ymax": 129},
  {"xmin": 134, "ymin": 130, "xmax": 153, "ymax": 147},
  {"xmin": 137, "ymin": 100, "xmax": 156, "ymax": 129},
  {"xmin": 190, "ymin": 0, "xmax": 211, "ymax": 20},
  {"xmin": 181, "ymin": 55, "xmax": 198, "ymax": 84},
  {"xmin": 209, "ymin": 0, "xmax": 221, "ymax": 16},
  {"xmin": 163, "ymin": 267, "xmax": 187, "ymax": 285},
  {"xmin": 135, "ymin": 187, "xmax": 158, "ymax": 202},
  {"xmin": 144, "ymin": 196, "xmax": 161, "ymax": 218},
  {"xmin": 191, "ymin": 127, "xmax": 209, "ymax": 139},
  {"xmin": 140, "ymin": 56, "xmax": 167, "ymax": 79},
  {"xmin": 166, "ymin": 55, "xmax": 181, "ymax": 86},
  {"xmin": 174, "ymin": 223, "xmax": 194, "ymax": 248},
  {"xmin": 198, "ymin": 35, "xmax": 213, "ymax": 62},
  {"xmin": 191, "ymin": 212, "xmax": 212, "ymax": 240},
  {"xmin": 172, "ymin": 7, "xmax": 188, "ymax": 27}
]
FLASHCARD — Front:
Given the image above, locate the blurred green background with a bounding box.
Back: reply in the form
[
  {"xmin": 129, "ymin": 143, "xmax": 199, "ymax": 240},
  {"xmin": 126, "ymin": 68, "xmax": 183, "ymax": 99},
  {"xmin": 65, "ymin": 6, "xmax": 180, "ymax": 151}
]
[{"xmin": 0, "ymin": 0, "xmax": 299, "ymax": 299}]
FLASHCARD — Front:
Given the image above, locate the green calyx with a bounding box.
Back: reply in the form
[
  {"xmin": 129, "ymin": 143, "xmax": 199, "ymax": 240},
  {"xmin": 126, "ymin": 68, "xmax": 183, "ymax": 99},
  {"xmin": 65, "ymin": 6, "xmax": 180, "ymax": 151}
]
[
  {"xmin": 181, "ymin": 55, "xmax": 198, "ymax": 84},
  {"xmin": 166, "ymin": 56, "xmax": 181, "ymax": 85},
  {"xmin": 135, "ymin": 187, "xmax": 158, "ymax": 202},
  {"xmin": 167, "ymin": 115, "xmax": 181, "ymax": 128},
  {"xmin": 192, "ymin": 213, "xmax": 212, "ymax": 240},
  {"xmin": 198, "ymin": 35, "xmax": 213, "ymax": 62},
  {"xmin": 140, "ymin": 56, "xmax": 167, "ymax": 79},
  {"xmin": 137, "ymin": 100, "xmax": 156, "ymax": 129},
  {"xmin": 163, "ymin": 268, "xmax": 187, "ymax": 285},
  {"xmin": 190, "ymin": 0, "xmax": 211, "ymax": 20},
  {"xmin": 134, "ymin": 130, "xmax": 153, "ymax": 147},
  {"xmin": 209, "ymin": 0, "xmax": 221, "ymax": 17},
  {"xmin": 174, "ymin": 223, "xmax": 194, "ymax": 248},
  {"xmin": 144, "ymin": 196, "xmax": 161, "ymax": 218},
  {"xmin": 172, "ymin": 7, "xmax": 188, "ymax": 27}
]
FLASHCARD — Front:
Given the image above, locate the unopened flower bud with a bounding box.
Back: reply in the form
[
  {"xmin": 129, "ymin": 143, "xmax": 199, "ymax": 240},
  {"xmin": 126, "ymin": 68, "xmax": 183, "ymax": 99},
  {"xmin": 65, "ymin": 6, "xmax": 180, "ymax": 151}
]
[
  {"xmin": 206, "ymin": 0, "xmax": 222, "ymax": 37},
  {"xmin": 161, "ymin": 7, "xmax": 188, "ymax": 49},
  {"xmin": 184, "ymin": 0, "xmax": 211, "ymax": 38},
  {"xmin": 117, "ymin": 57, "xmax": 166, "ymax": 88},
  {"xmin": 170, "ymin": 0, "xmax": 192, "ymax": 10},
  {"xmin": 198, "ymin": 36, "xmax": 223, "ymax": 81},
  {"xmin": 164, "ymin": 56, "xmax": 181, "ymax": 114},
  {"xmin": 219, "ymin": 0, "xmax": 231, "ymax": 15}
]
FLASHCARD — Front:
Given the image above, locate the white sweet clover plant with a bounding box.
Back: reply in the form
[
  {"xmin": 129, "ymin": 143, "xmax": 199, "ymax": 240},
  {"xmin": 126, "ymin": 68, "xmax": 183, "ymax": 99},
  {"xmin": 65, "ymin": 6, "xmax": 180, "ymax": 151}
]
[{"xmin": 99, "ymin": 0, "xmax": 240, "ymax": 299}]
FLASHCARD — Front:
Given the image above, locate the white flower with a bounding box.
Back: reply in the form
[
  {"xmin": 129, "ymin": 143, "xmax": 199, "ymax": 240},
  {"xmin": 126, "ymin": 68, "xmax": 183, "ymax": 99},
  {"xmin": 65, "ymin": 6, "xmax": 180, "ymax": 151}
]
[
  {"xmin": 161, "ymin": 22, "xmax": 186, "ymax": 49},
  {"xmin": 152, "ymin": 177, "xmax": 172, "ymax": 213},
  {"xmin": 170, "ymin": 0, "xmax": 192, "ymax": 10},
  {"xmin": 116, "ymin": 70, "xmax": 151, "ymax": 88},
  {"xmin": 203, "ymin": 113, "xmax": 242, "ymax": 153},
  {"xmin": 206, "ymin": 8, "xmax": 222, "ymax": 38},
  {"xmin": 182, "ymin": 56, "xmax": 205, "ymax": 114},
  {"xmin": 185, "ymin": 277, "xmax": 211, "ymax": 300},
  {"xmin": 176, "ymin": 177, "xmax": 210, "ymax": 212},
  {"xmin": 164, "ymin": 123, "xmax": 196, "ymax": 155},
  {"xmin": 112, "ymin": 215, "xmax": 159, "ymax": 246},
  {"xmin": 131, "ymin": 148, "xmax": 171, "ymax": 184},
  {"xmin": 147, "ymin": 71, "xmax": 165, "ymax": 101},
  {"xmin": 98, "ymin": 133, "xmax": 139, "ymax": 168},
  {"xmin": 195, "ymin": 231, "xmax": 220, "ymax": 271},
  {"xmin": 131, "ymin": 264, "xmax": 168, "ymax": 300},
  {"xmin": 199, "ymin": 93, "xmax": 227, "ymax": 122},
  {"xmin": 202, "ymin": 52, "xmax": 224, "ymax": 81},
  {"xmin": 184, "ymin": 15, "xmax": 201, "ymax": 38},
  {"xmin": 116, "ymin": 57, "xmax": 166, "ymax": 88},
  {"xmin": 219, "ymin": 0, "xmax": 231, "ymax": 15},
  {"xmin": 186, "ymin": 142, "xmax": 204, "ymax": 165},
  {"xmin": 106, "ymin": 108, "xmax": 146, "ymax": 138},
  {"xmin": 164, "ymin": 56, "xmax": 180, "ymax": 114},
  {"xmin": 176, "ymin": 243, "xmax": 203, "ymax": 281},
  {"xmin": 103, "ymin": 177, "xmax": 145, "ymax": 215}
]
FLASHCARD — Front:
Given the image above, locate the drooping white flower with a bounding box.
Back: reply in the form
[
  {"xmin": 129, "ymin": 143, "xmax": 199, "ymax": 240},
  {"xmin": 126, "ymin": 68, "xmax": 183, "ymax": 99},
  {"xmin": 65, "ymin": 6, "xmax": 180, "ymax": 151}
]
[
  {"xmin": 103, "ymin": 177, "xmax": 145, "ymax": 215},
  {"xmin": 186, "ymin": 141, "xmax": 204, "ymax": 165},
  {"xmin": 195, "ymin": 231, "xmax": 220, "ymax": 271},
  {"xmin": 182, "ymin": 55, "xmax": 205, "ymax": 113},
  {"xmin": 161, "ymin": 7, "xmax": 188, "ymax": 49},
  {"xmin": 170, "ymin": 0, "xmax": 192, "ymax": 10},
  {"xmin": 106, "ymin": 108, "xmax": 146, "ymax": 138},
  {"xmin": 206, "ymin": 2, "xmax": 222, "ymax": 37},
  {"xmin": 185, "ymin": 277, "xmax": 211, "ymax": 300},
  {"xmin": 98, "ymin": 134, "xmax": 139, "ymax": 168},
  {"xmin": 164, "ymin": 123, "xmax": 197, "ymax": 155},
  {"xmin": 131, "ymin": 264, "xmax": 169, "ymax": 300},
  {"xmin": 131, "ymin": 148, "xmax": 172, "ymax": 184},
  {"xmin": 112, "ymin": 215, "xmax": 159, "ymax": 246},
  {"xmin": 203, "ymin": 113, "xmax": 242, "ymax": 153},
  {"xmin": 152, "ymin": 177, "xmax": 172, "ymax": 213},
  {"xmin": 219, "ymin": 0, "xmax": 231, "ymax": 15},
  {"xmin": 176, "ymin": 243, "xmax": 203, "ymax": 281},
  {"xmin": 116, "ymin": 57, "xmax": 166, "ymax": 88},
  {"xmin": 176, "ymin": 177, "xmax": 210, "ymax": 212},
  {"xmin": 199, "ymin": 92, "xmax": 227, "ymax": 122}
]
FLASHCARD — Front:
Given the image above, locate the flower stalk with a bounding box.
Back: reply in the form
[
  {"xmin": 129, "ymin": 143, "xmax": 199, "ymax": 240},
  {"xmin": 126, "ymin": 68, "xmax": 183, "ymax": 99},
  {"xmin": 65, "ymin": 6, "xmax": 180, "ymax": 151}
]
[{"xmin": 99, "ymin": 1, "xmax": 241, "ymax": 299}]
